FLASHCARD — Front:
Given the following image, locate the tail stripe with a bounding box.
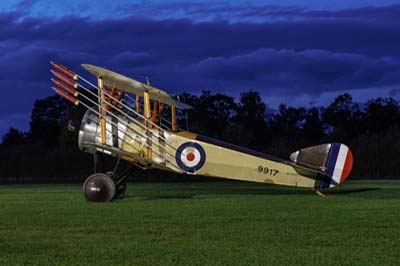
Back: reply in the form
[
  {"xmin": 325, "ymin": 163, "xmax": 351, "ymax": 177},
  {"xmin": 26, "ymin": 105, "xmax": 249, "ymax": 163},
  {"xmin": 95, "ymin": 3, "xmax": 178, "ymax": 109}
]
[
  {"xmin": 340, "ymin": 150, "xmax": 353, "ymax": 184},
  {"xmin": 331, "ymin": 145, "xmax": 349, "ymax": 185},
  {"xmin": 326, "ymin": 143, "xmax": 340, "ymax": 182}
]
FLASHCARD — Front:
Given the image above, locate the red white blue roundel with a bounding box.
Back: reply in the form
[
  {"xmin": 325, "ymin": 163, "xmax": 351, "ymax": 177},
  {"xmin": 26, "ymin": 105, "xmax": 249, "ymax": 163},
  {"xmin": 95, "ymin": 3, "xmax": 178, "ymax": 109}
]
[{"xmin": 176, "ymin": 142, "xmax": 206, "ymax": 172}]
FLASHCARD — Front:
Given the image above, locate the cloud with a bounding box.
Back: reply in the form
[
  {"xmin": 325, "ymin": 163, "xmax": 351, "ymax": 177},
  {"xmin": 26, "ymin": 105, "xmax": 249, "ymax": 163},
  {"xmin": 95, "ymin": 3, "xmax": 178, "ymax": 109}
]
[
  {"xmin": 14, "ymin": 0, "xmax": 37, "ymax": 10},
  {"xmin": 174, "ymin": 49, "xmax": 400, "ymax": 95},
  {"xmin": 107, "ymin": 51, "xmax": 155, "ymax": 68},
  {"xmin": 119, "ymin": 2, "xmax": 400, "ymax": 22},
  {"xmin": 0, "ymin": 5, "xmax": 399, "ymax": 135}
]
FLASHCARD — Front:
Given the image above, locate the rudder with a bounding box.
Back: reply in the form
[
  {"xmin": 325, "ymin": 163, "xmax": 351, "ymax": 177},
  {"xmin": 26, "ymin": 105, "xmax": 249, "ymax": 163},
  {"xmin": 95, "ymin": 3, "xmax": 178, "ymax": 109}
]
[
  {"xmin": 290, "ymin": 143, "xmax": 353, "ymax": 189},
  {"xmin": 321, "ymin": 143, "xmax": 353, "ymax": 188}
]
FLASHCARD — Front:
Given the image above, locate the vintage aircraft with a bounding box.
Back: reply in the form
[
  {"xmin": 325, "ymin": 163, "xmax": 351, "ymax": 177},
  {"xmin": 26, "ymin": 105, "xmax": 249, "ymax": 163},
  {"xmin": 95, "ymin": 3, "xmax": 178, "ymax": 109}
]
[{"xmin": 49, "ymin": 61, "xmax": 353, "ymax": 202}]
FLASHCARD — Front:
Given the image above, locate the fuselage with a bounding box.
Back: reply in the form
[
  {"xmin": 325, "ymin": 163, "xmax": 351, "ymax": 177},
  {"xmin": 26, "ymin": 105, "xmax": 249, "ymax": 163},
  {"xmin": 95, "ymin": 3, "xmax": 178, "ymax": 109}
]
[{"xmin": 78, "ymin": 109, "xmax": 320, "ymax": 189}]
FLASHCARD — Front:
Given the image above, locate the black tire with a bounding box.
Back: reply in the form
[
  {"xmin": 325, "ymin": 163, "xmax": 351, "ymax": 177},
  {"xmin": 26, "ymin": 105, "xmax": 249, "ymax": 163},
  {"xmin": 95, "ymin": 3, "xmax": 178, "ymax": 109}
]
[
  {"xmin": 83, "ymin": 173, "xmax": 116, "ymax": 202},
  {"xmin": 114, "ymin": 181, "xmax": 127, "ymax": 200}
]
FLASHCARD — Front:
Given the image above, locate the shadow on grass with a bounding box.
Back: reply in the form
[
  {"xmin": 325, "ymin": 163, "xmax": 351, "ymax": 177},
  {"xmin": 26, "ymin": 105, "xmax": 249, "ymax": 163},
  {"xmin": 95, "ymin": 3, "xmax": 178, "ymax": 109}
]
[
  {"xmin": 326, "ymin": 188, "xmax": 380, "ymax": 195},
  {"xmin": 122, "ymin": 181, "xmax": 400, "ymax": 200},
  {"xmin": 325, "ymin": 187, "xmax": 400, "ymax": 199},
  {"xmin": 124, "ymin": 183, "xmax": 315, "ymax": 200},
  {"xmin": 141, "ymin": 195, "xmax": 195, "ymax": 200}
]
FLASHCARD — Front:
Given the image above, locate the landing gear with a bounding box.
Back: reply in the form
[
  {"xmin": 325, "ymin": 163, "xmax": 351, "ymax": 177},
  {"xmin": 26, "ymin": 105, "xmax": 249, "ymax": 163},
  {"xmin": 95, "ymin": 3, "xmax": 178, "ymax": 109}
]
[
  {"xmin": 83, "ymin": 153, "xmax": 135, "ymax": 202},
  {"xmin": 112, "ymin": 162, "xmax": 135, "ymax": 200},
  {"xmin": 83, "ymin": 173, "xmax": 116, "ymax": 202},
  {"xmin": 114, "ymin": 181, "xmax": 127, "ymax": 200}
]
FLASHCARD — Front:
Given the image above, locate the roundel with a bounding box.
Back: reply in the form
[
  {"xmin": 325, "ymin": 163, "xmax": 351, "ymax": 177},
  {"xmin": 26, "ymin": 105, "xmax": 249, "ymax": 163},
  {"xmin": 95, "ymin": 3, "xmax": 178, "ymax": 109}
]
[{"xmin": 175, "ymin": 142, "xmax": 206, "ymax": 172}]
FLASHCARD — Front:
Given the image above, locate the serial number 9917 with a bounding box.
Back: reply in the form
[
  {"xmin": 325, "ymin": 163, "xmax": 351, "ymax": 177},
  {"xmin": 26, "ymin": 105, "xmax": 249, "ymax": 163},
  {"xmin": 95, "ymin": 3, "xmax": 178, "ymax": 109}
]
[{"xmin": 257, "ymin": 166, "xmax": 279, "ymax": 176}]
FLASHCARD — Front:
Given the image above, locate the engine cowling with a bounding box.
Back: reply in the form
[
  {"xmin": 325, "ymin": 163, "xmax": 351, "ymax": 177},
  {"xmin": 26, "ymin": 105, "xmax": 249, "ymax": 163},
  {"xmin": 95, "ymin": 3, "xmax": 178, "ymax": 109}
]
[{"xmin": 78, "ymin": 109, "xmax": 127, "ymax": 154}]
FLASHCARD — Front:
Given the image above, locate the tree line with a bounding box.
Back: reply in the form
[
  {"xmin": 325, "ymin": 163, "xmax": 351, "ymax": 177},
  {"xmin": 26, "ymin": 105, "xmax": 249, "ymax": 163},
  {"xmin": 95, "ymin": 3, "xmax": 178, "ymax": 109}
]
[{"xmin": 1, "ymin": 90, "xmax": 399, "ymax": 182}]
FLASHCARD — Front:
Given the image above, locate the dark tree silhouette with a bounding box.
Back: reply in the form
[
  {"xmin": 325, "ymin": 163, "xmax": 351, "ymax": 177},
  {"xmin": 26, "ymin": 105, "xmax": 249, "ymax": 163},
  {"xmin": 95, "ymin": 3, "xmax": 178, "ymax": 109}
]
[
  {"xmin": 322, "ymin": 93, "xmax": 363, "ymax": 142},
  {"xmin": 1, "ymin": 90, "xmax": 400, "ymax": 182},
  {"xmin": 303, "ymin": 107, "xmax": 325, "ymax": 144},
  {"xmin": 233, "ymin": 90, "xmax": 267, "ymax": 148},
  {"xmin": 179, "ymin": 91, "xmax": 237, "ymax": 138},
  {"xmin": 29, "ymin": 95, "xmax": 68, "ymax": 148},
  {"xmin": 1, "ymin": 128, "xmax": 26, "ymax": 148},
  {"xmin": 364, "ymin": 97, "xmax": 400, "ymax": 134},
  {"xmin": 268, "ymin": 105, "xmax": 306, "ymax": 155},
  {"xmin": 271, "ymin": 105, "xmax": 306, "ymax": 135}
]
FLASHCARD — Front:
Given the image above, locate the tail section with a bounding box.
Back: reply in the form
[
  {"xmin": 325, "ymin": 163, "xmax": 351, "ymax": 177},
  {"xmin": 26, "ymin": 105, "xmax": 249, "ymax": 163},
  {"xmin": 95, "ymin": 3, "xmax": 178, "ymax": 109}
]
[
  {"xmin": 323, "ymin": 143, "xmax": 353, "ymax": 188},
  {"xmin": 290, "ymin": 143, "xmax": 353, "ymax": 189}
]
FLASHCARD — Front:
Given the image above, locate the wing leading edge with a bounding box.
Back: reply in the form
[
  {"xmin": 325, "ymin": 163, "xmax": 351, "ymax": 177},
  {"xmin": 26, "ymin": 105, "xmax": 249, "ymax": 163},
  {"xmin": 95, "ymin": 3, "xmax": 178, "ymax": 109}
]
[{"xmin": 81, "ymin": 64, "xmax": 192, "ymax": 110}]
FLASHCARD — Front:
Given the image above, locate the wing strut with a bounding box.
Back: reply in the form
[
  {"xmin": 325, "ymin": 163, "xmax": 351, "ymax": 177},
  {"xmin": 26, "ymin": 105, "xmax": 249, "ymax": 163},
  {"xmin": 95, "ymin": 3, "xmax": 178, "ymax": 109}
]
[
  {"xmin": 143, "ymin": 91, "xmax": 152, "ymax": 159},
  {"xmin": 98, "ymin": 77, "xmax": 106, "ymax": 145},
  {"xmin": 172, "ymin": 106, "xmax": 178, "ymax": 132},
  {"xmin": 136, "ymin": 95, "xmax": 141, "ymax": 113}
]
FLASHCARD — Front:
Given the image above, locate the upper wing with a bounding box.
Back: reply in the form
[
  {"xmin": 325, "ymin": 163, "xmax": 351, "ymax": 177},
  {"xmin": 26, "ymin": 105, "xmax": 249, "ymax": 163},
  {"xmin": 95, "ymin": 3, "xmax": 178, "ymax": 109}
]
[{"xmin": 81, "ymin": 64, "xmax": 192, "ymax": 110}]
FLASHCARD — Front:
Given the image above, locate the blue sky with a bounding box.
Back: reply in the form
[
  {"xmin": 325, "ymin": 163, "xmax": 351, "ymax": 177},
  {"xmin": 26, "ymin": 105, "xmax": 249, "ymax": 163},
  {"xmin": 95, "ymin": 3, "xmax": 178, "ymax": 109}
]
[{"xmin": 1, "ymin": 0, "xmax": 400, "ymax": 137}]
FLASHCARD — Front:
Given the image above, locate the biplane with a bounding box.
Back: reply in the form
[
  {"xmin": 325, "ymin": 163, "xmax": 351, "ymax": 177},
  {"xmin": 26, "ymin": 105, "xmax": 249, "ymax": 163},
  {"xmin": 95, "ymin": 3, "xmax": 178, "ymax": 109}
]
[{"xmin": 49, "ymin": 61, "xmax": 353, "ymax": 202}]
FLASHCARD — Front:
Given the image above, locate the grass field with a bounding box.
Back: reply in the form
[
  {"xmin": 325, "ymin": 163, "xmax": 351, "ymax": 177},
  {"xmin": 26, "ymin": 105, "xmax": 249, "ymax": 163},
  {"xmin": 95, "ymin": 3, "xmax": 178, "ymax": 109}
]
[{"xmin": 0, "ymin": 180, "xmax": 399, "ymax": 266}]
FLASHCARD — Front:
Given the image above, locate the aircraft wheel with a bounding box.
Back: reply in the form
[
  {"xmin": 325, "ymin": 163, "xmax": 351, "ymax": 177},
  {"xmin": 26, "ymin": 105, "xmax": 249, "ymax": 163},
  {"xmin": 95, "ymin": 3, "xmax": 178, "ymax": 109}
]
[
  {"xmin": 83, "ymin": 173, "xmax": 116, "ymax": 202},
  {"xmin": 114, "ymin": 181, "xmax": 127, "ymax": 200}
]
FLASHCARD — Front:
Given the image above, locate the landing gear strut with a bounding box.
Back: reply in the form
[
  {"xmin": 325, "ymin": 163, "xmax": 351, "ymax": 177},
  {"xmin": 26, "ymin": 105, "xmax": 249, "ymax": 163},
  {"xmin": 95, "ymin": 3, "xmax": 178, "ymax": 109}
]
[
  {"xmin": 112, "ymin": 166, "xmax": 135, "ymax": 200},
  {"xmin": 83, "ymin": 153, "xmax": 135, "ymax": 202}
]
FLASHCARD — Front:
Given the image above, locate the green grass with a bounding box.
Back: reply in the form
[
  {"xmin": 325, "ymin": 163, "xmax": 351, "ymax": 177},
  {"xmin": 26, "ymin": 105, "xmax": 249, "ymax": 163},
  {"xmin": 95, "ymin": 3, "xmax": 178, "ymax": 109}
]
[{"xmin": 0, "ymin": 180, "xmax": 399, "ymax": 266}]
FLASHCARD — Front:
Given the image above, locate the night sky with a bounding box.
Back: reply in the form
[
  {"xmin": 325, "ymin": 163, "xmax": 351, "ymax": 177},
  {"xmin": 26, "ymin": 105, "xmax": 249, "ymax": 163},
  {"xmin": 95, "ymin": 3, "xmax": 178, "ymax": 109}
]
[{"xmin": 1, "ymin": 0, "xmax": 400, "ymax": 138}]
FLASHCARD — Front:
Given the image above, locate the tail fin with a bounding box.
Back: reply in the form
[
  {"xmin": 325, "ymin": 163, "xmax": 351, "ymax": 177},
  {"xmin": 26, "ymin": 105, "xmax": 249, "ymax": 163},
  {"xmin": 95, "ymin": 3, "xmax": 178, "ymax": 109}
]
[{"xmin": 290, "ymin": 143, "xmax": 353, "ymax": 189}]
